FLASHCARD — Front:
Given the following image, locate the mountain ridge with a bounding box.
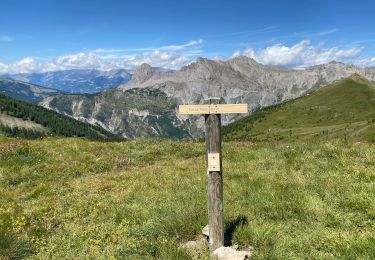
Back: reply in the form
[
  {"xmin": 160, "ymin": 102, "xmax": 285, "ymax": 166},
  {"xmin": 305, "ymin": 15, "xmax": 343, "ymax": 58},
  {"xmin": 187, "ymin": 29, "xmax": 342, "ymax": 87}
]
[
  {"xmin": 6, "ymin": 68, "xmax": 132, "ymax": 94},
  {"xmin": 40, "ymin": 57, "xmax": 375, "ymax": 139}
]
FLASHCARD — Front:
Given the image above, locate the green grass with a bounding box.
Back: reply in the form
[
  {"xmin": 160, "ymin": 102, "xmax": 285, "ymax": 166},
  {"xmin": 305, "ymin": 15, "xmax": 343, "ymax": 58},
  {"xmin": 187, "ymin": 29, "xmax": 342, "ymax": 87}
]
[
  {"xmin": 0, "ymin": 135, "xmax": 374, "ymax": 259},
  {"xmin": 223, "ymin": 76, "xmax": 375, "ymax": 142}
]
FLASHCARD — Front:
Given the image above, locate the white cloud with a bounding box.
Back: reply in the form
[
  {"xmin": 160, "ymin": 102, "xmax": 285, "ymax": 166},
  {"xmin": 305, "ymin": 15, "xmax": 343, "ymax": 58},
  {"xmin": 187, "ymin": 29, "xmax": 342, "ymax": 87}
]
[
  {"xmin": 0, "ymin": 57, "xmax": 43, "ymax": 74},
  {"xmin": 0, "ymin": 35, "xmax": 13, "ymax": 42},
  {"xmin": 50, "ymin": 52, "xmax": 104, "ymax": 70},
  {"xmin": 0, "ymin": 40, "xmax": 203, "ymax": 74},
  {"xmin": 355, "ymin": 56, "xmax": 375, "ymax": 67},
  {"xmin": 0, "ymin": 39, "xmax": 371, "ymax": 74},
  {"xmin": 230, "ymin": 50, "xmax": 241, "ymax": 59},
  {"xmin": 120, "ymin": 50, "xmax": 191, "ymax": 69},
  {"xmin": 0, "ymin": 50, "xmax": 192, "ymax": 73},
  {"xmin": 92, "ymin": 39, "xmax": 203, "ymax": 53},
  {"xmin": 0, "ymin": 62, "xmax": 7, "ymax": 73},
  {"xmin": 159, "ymin": 39, "xmax": 204, "ymax": 51},
  {"xmin": 233, "ymin": 40, "xmax": 363, "ymax": 69}
]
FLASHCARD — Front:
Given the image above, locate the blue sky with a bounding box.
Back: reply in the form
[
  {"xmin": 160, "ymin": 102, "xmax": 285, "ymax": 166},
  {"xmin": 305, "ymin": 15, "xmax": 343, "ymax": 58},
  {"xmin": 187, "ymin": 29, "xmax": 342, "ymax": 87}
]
[{"xmin": 1, "ymin": 0, "xmax": 375, "ymax": 73}]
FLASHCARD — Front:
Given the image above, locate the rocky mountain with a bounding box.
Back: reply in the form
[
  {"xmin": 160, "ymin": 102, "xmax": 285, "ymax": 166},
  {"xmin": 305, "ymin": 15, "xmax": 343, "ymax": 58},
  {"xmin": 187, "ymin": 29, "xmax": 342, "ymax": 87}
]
[
  {"xmin": 0, "ymin": 77, "xmax": 60, "ymax": 103},
  {"xmin": 40, "ymin": 56, "xmax": 375, "ymax": 139},
  {"xmin": 7, "ymin": 68, "xmax": 132, "ymax": 94},
  {"xmin": 40, "ymin": 88, "xmax": 191, "ymax": 139},
  {"xmin": 120, "ymin": 57, "xmax": 375, "ymax": 106},
  {"xmin": 130, "ymin": 63, "xmax": 175, "ymax": 85}
]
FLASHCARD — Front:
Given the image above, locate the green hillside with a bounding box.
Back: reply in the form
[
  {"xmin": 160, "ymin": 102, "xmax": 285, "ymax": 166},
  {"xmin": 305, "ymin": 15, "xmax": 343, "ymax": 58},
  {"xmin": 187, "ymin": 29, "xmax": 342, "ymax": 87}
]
[
  {"xmin": 0, "ymin": 93, "xmax": 123, "ymax": 141},
  {"xmin": 0, "ymin": 136, "xmax": 374, "ymax": 259},
  {"xmin": 223, "ymin": 75, "xmax": 375, "ymax": 142},
  {"xmin": 0, "ymin": 77, "xmax": 59, "ymax": 104}
]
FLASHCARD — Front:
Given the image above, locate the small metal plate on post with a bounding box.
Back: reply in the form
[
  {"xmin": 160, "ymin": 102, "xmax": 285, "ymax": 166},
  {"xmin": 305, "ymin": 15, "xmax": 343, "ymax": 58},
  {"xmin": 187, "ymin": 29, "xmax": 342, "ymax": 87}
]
[{"xmin": 208, "ymin": 153, "xmax": 221, "ymax": 171}]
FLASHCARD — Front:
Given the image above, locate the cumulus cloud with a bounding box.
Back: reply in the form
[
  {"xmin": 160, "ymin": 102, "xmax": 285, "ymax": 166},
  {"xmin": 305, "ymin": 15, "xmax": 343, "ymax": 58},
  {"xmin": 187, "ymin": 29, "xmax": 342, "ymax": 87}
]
[
  {"xmin": 0, "ymin": 57, "xmax": 43, "ymax": 74},
  {"xmin": 0, "ymin": 62, "xmax": 7, "ymax": 73},
  {"xmin": 49, "ymin": 52, "xmax": 104, "ymax": 70},
  {"xmin": 355, "ymin": 56, "xmax": 375, "ymax": 67},
  {"xmin": 119, "ymin": 50, "xmax": 191, "ymax": 69},
  {"xmin": 233, "ymin": 40, "xmax": 363, "ymax": 69},
  {"xmin": 0, "ymin": 40, "xmax": 203, "ymax": 74},
  {"xmin": 1, "ymin": 39, "xmax": 372, "ymax": 74}
]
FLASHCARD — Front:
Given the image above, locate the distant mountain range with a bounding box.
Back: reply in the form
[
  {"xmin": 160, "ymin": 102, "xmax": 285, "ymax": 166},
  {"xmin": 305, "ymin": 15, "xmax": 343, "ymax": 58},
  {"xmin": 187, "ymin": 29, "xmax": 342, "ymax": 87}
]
[
  {"xmin": 5, "ymin": 68, "xmax": 132, "ymax": 93},
  {"xmin": 39, "ymin": 56, "xmax": 375, "ymax": 139}
]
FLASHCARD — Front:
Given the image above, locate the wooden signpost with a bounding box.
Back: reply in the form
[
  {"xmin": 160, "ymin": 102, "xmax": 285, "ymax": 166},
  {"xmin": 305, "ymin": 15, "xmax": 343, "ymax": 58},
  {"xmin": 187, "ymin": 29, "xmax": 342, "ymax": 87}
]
[{"xmin": 179, "ymin": 99, "xmax": 248, "ymax": 252}]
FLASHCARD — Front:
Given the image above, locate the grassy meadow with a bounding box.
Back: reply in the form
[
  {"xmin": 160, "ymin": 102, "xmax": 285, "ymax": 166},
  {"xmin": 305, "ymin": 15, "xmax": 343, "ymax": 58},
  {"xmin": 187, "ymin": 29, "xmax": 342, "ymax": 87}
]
[{"xmin": 0, "ymin": 135, "xmax": 374, "ymax": 259}]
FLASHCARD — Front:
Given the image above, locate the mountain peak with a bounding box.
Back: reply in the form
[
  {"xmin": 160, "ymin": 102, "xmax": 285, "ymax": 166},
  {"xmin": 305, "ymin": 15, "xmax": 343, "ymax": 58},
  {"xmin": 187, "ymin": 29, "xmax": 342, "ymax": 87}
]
[
  {"xmin": 229, "ymin": 55, "xmax": 259, "ymax": 66},
  {"xmin": 328, "ymin": 60, "xmax": 345, "ymax": 65},
  {"xmin": 132, "ymin": 63, "xmax": 154, "ymax": 84},
  {"xmin": 196, "ymin": 57, "xmax": 210, "ymax": 63}
]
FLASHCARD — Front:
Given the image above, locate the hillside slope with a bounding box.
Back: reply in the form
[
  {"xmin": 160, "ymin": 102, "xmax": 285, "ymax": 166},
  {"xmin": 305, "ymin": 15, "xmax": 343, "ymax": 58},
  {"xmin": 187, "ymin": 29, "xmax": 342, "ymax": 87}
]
[
  {"xmin": 223, "ymin": 75, "xmax": 375, "ymax": 142},
  {"xmin": 0, "ymin": 77, "xmax": 60, "ymax": 103},
  {"xmin": 0, "ymin": 93, "xmax": 123, "ymax": 141},
  {"xmin": 0, "ymin": 113, "xmax": 45, "ymax": 131},
  {"xmin": 40, "ymin": 88, "xmax": 192, "ymax": 139}
]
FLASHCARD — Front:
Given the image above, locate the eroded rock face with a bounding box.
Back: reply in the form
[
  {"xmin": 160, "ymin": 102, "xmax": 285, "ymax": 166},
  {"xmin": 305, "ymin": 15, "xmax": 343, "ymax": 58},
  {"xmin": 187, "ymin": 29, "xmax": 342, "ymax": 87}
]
[
  {"xmin": 40, "ymin": 56, "xmax": 375, "ymax": 139},
  {"xmin": 41, "ymin": 88, "xmax": 192, "ymax": 139}
]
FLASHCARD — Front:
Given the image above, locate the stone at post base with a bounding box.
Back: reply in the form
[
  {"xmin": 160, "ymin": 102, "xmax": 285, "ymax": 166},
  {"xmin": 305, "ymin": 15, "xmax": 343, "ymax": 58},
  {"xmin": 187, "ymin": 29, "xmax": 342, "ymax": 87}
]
[
  {"xmin": 202, "ymin": 224, "xmax": 210, "ymax": 237},
  {"xmin": 212, "ymin": 246, "xmax": 251, "ymax": 260},
  {"xmin": 202, "ymin": 225, "xmax": 252, "ymax": 259}
]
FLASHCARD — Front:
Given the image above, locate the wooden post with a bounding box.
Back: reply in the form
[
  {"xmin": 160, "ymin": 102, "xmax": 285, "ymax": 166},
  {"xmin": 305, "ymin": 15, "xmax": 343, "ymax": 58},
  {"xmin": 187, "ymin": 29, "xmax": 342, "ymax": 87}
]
[
  {"xmin": 178, "ymin": 100, "xmax": 247, "ymax": 254},
  {"xmin": 205, "ymin": 98, "xmax": 224, "ymax": 252}
]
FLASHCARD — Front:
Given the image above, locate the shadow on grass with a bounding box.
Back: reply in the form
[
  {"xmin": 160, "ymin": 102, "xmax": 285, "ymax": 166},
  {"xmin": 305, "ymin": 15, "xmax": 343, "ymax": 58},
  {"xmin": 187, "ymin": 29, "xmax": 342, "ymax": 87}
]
[{"xmin": 224, "ymin": 215, "xmax": 248, "ymax": 246}]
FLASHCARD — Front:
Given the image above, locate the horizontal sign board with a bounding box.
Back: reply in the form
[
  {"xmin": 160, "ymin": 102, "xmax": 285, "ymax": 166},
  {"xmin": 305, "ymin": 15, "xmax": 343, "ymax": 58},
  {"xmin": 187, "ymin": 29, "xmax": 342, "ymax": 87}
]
[{"xmin": 179, "ymin": 104, "xmax": 248, "ymax": 115}]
